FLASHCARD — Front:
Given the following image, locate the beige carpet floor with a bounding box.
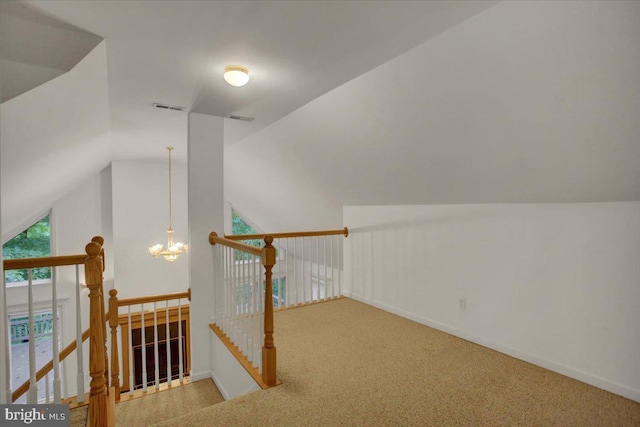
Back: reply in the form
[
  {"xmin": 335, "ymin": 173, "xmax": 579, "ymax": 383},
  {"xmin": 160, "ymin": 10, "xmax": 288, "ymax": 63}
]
[
  {"xmin": 69, "ymin": 378, "xmax": 224, "ymax": 426},
  {"xmin": 154, "ymin": 298, "xmax": 640, "ymax": 427}
]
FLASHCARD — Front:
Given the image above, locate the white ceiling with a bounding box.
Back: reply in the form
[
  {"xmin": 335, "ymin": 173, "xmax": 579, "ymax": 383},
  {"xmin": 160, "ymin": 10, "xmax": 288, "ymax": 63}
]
[
  {"xmin": 21, "ymin": 0, "xmax": 499, "ymax": 162},
  {"xmin": 0, "ymin": 0, "xmax": 102, "ymax": 102}
]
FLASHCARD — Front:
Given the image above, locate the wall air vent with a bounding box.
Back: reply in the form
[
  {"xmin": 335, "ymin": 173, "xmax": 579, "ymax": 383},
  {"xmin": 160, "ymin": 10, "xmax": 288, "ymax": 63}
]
[
  {"xmin": 153, "ymin": 102, "xmax": 185, "ymax": 112},
  {"xmin": 226, "ymin": 115, "xmax": 255, "ymax": 122}
]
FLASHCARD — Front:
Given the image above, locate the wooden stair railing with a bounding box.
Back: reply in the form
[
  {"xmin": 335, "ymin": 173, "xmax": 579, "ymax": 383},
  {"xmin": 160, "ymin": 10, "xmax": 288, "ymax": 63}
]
[
  {"xmin": 84, "ymin": 237, "xmax": 112, "ymax": 427},
  {"xmin": 108, "ymin": 288, "xmax": 192, "ymax": 401},
  {"xmin": 210, "ymin": 227, "xmax": 348, "ymax": 388},
  {"xmin": 223, "ymin": 227, "xmax": 349, "ymax": 241},
  {"xmin": 3, "ymin": 236, "xmax": 113, "ymax": 426},
  {"xmin": 11, "ymin": 326, "xmax": 93, "ymax": 403},
  {"xmin": 209, "ymin": 233, "xmax": 277, "ymax": 386}
]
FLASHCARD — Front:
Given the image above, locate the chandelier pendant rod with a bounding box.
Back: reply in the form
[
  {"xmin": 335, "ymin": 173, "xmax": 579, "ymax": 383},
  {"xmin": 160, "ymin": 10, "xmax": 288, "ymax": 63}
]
[{"xmin": 168, "ymin": 146, "xmax": 173, "ymax": 231}]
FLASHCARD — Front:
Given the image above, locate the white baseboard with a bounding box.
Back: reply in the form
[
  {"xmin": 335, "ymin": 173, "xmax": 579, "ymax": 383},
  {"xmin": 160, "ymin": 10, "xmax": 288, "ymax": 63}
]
[
  {"xmin": 343, "ymin": 291, "xmax": 640, "ymax": 403},
  {"xmin": 190, "ymin": 370, "xmax": 213, "ymax": 383},
  {"xmin": 210, "ymin": 371, "xmax": 231, "ymax": 401}
]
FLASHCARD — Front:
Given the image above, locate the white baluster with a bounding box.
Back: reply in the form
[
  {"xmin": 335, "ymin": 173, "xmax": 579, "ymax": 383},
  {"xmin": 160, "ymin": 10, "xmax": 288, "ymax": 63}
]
[
  {"xmin": 27, "ymin": 269, "xmax": 37, "ymax": 403},
  {"xmin": 242, "ymin": 251, "xmax": 248, "ymax": 355},
  {"xmin": 227, "ymin": 246, "xmax": 232, "ymax": 335},
  {"xmin": 75, "ymin": 265, "xmax": 84, "ymax": 402},
  {"xmin": 309, "ymin": 237, "xmax": 313, "ymax": 302},
  {"xmin": 293, "ymin": 237, "xmax": 298, "ymax": 306},
  {"xmin": 51, "ymin": 267, "xmax": 61, "ymax": 403},
  {"xmin": 178, "ymin": 299, "xmax": 184, "ymax": 384},
  {"xmin": 330, "ymin": 235, "xmax": 334, "ymax": 299},
  {"xmin": 232, "ymin": 249, "xmax": 238, "ymax": 345},
  {"xmin": 221, "ymin": 246, "xmax": 226, "ymax": 333},
  {"xmin": 165, "ymin": 300, "xmax": 171, "ymax": 386},
  {"xmin": 246, "ymin": 254, "xmax": 256, "ymax": 363},
  {"xmin": 45, "ymin": 372, "xmax": 50, "ymax": 403},
  {"xmin": 252, "ymin": 256, "xmax": 262, "ymax": 369},
  {"xmin": 0, "ymin": 256, "xmax": 11, "ymax": 404},
  {"xmin": 302, "ymin": 237, "xmax": 305, "ymax": 304},
  {"xmin": 277, "ymin": 240, "xmax": 282, "ymax": 309},
  {"xmin": 128, "ymin": 307, "xmax": 134, "ymax": 396},
  {"xmin": 324, "ymin": 236, "xmax": 328, "ymax": 301},
  {"xmin": 339, "ymin": 234, "xmax": 343, "ymax": 296},
  {"xmin": 153, "ymin": 302, "xmax": 159, "ymax": 389},
  {"xmin": 286, "ymin": 238, "xmax": 290, "ymax": 307},
  {"xmin": 141, "ymin": 304, "xmax": 147, "ymax": 392},
  {"xmin": 225, "ymin": 247, "xmax": 231, "ymax": 335},
  {"xmin": 257, "ymin": 256, "xmax": 263, "ymax": 373},
  {"xmin": 315, "ymin": 236, "xmax": 320, "ymax": 301}
]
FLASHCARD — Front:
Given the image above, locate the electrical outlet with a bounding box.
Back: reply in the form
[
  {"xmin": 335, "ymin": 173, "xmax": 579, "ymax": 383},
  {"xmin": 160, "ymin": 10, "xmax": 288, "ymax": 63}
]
[{"xmin": 459, "ymin": 297, "xmax": 466, "ymax": 311}]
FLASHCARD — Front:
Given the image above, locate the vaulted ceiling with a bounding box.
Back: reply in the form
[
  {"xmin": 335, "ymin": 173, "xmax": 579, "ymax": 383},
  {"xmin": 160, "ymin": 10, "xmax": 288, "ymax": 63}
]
[
  {"xmin": 2, "ymin": 1, "xmax": 639, "ymax": 237},
  {"xmin": 14, "ymin": 0, "xmax": 498, "ymax": 162}
]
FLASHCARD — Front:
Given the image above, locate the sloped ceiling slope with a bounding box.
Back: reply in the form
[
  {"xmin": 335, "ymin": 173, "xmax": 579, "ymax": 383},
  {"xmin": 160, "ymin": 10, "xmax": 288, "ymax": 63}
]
[
  {"xmin": 226, "ymin": 0, "xmax": 640, "ymax": 231},
  {"xmin": 1, "ymin": 41, "xmax": 111, "ymax": 241},
  {"xmin": 0, "ymin": 0, "xmax": 102, "ymax": 103}
]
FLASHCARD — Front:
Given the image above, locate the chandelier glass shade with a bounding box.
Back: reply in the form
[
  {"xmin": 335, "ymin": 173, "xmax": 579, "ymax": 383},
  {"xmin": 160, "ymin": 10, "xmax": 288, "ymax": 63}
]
[{"xmin": 149, "ymin": 147, "xmax": 188, "ymax": 262}]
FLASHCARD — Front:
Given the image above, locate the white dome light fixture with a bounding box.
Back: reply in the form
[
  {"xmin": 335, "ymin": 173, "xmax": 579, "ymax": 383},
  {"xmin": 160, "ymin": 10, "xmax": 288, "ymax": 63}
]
[{"xmin": 224, "ymin": 65, "xmax": 250, "ymax": 87}]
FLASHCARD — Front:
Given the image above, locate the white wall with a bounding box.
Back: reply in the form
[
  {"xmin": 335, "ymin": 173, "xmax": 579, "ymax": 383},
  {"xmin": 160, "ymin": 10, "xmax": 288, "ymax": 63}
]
[
  {"xmin": 1, "ymin": 41, "xmax": 111, "ymax": 242},
  {"xmin": 187, "ymin": 113, "xmax": 224, "ymax": 381},
  {"xmin": 226, "ymin": 0, "xmax": 639, "ymax": 231},
  {"xmin": 4, "ymin": 166, "xmax": 114, "ymax": 399},
  {"xmin": 344, "ymin": 202, "xmax": 640, "ymax": 402},
  {"xmin": 111, "ymin": 160, "xmax": 189, "ymax": 299}
]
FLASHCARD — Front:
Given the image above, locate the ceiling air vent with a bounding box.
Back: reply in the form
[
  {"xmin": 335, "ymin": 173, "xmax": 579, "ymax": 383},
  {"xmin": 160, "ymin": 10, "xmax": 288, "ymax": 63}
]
[
  {"xmin": 153, "ymin": 102, "xmax": 185, "ymax": 112},
  {"xmin": 227, "ymin": 115, "xmax": 255, "ymax": 122}
]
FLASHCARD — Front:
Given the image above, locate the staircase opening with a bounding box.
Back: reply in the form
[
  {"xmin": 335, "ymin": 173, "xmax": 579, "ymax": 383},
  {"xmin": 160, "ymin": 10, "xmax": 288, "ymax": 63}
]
[
  {"xmin": 131, "ymin": 318, "xmax": 188, "ymax": 390},
  {"xmin": 117, "ymin": 305, "xmax": 191, "ymax": 393}
]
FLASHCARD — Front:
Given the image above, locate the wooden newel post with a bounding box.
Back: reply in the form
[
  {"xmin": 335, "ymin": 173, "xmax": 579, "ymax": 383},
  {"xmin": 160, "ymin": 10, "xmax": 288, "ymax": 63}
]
[
  {"xmin": 261, "ymin": 235, "xmax": 277, "ymax": 386},
  {"xmin": 85, "ymin": 240, "xmax": 108, "ymax": 427},
  {"xmin": 108, "ymin": 289, "xmax": 120, "ymax": 400},
  {"xmin": 91, "ymin": 236, "xmax": 109, "ymax": 397}
]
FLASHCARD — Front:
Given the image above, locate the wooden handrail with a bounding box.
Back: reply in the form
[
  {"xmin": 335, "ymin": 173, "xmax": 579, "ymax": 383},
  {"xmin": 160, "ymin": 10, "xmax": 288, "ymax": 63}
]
[
  {"xmin": 209, "ymin": 232, "xmax": 262, "ymax": 256},
  {"xmin": 116, "ymin": 289, "xmax": 191, "ymax": 307},
  {"xmin": 224, "ymin": 227, "xmax": 349, "ymax": 241},
  {"xmin": 11, "ymin": 325, "xmax": 94, "ymax": 402},
  {"xmin": 3, "ymin": 254, "xmax": 87, "ymax": 271}
]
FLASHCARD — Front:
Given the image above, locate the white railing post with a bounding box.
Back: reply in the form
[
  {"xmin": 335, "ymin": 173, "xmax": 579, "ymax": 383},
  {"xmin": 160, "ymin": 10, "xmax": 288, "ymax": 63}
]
[
  {"xmin": 294, "ymin": 238, "xmax": 298, "ymax": 306},
  {"xmin": 302, "ymin": 237, "xmax": 305, "ymax": 304},
  {"xmin": 27, "ymin": 269, "xmax": 37, "ymax": 403},
  {"xmin": 45, "ymin": 372, "xmax": 50, "ymax": 403},
  {"xmin": 51, "ymin": 267, "xmax": 61, "ymax": 403},
  {"xmin": 0, "ymin": 256, "xmax": 10, "ymax": 404},
  {"xmin": 153, "ymin": 302, "xmax": 159, "ymax": 390},
  {"xmin": 178, "ymin": 299, "xmax": 183, "ymax": 384},
  {"xmin": 324, "ymin": 236, "xmax": 327, "ymax": 301},
  {"xmin": 127, "ymin": 307, "xmax": 134, "ymax": 396},
  {"xmin": 141, "ymin": 304, "xmax": 147, "ymax": 393},
  {"xmin": 75, "ymin": 265, "xmax": 85, "ymax": 402},
  {"xmin": 165, "ymin": 301, "xmax": 171, "ymax": 385}
]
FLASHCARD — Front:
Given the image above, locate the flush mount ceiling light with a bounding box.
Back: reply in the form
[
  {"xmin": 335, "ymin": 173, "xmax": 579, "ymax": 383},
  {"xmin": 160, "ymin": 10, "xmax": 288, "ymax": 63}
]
[{"xmin": 224, "ymin": 65, "xmax": 250, "ymax": 87}]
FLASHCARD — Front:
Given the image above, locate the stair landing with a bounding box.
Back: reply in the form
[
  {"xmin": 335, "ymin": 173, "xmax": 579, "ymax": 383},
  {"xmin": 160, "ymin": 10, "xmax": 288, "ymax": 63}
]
[{"xmin": 69, "ymin": 379, "xmax": 224, "ymax": 426}]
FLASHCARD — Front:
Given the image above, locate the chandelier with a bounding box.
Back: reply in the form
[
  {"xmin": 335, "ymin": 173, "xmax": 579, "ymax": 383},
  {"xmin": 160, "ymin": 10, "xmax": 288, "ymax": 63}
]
[{"xmin": 149, "ymin": 146, "xmax": 188, "ymax": 262}]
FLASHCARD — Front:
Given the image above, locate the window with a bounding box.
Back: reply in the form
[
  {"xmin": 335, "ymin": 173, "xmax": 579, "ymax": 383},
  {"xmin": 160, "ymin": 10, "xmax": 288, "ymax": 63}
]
[
  {"xmin": 232, "ymin": 210, "xmax": 262, "ymax": 260},
  {"xmin": 231, "ymin": 210, "xmax": 286, "ymax": 307},
  {"xmin": 3, "ymin": 214, "xmax": 51, "ymax": 283}
]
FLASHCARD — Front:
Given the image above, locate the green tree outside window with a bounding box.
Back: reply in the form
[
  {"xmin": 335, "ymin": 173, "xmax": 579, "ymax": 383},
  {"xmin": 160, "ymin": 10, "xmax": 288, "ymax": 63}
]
[{"xmin": 3, "ymin": 215, "xmax": 51, "ymax": 283}]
